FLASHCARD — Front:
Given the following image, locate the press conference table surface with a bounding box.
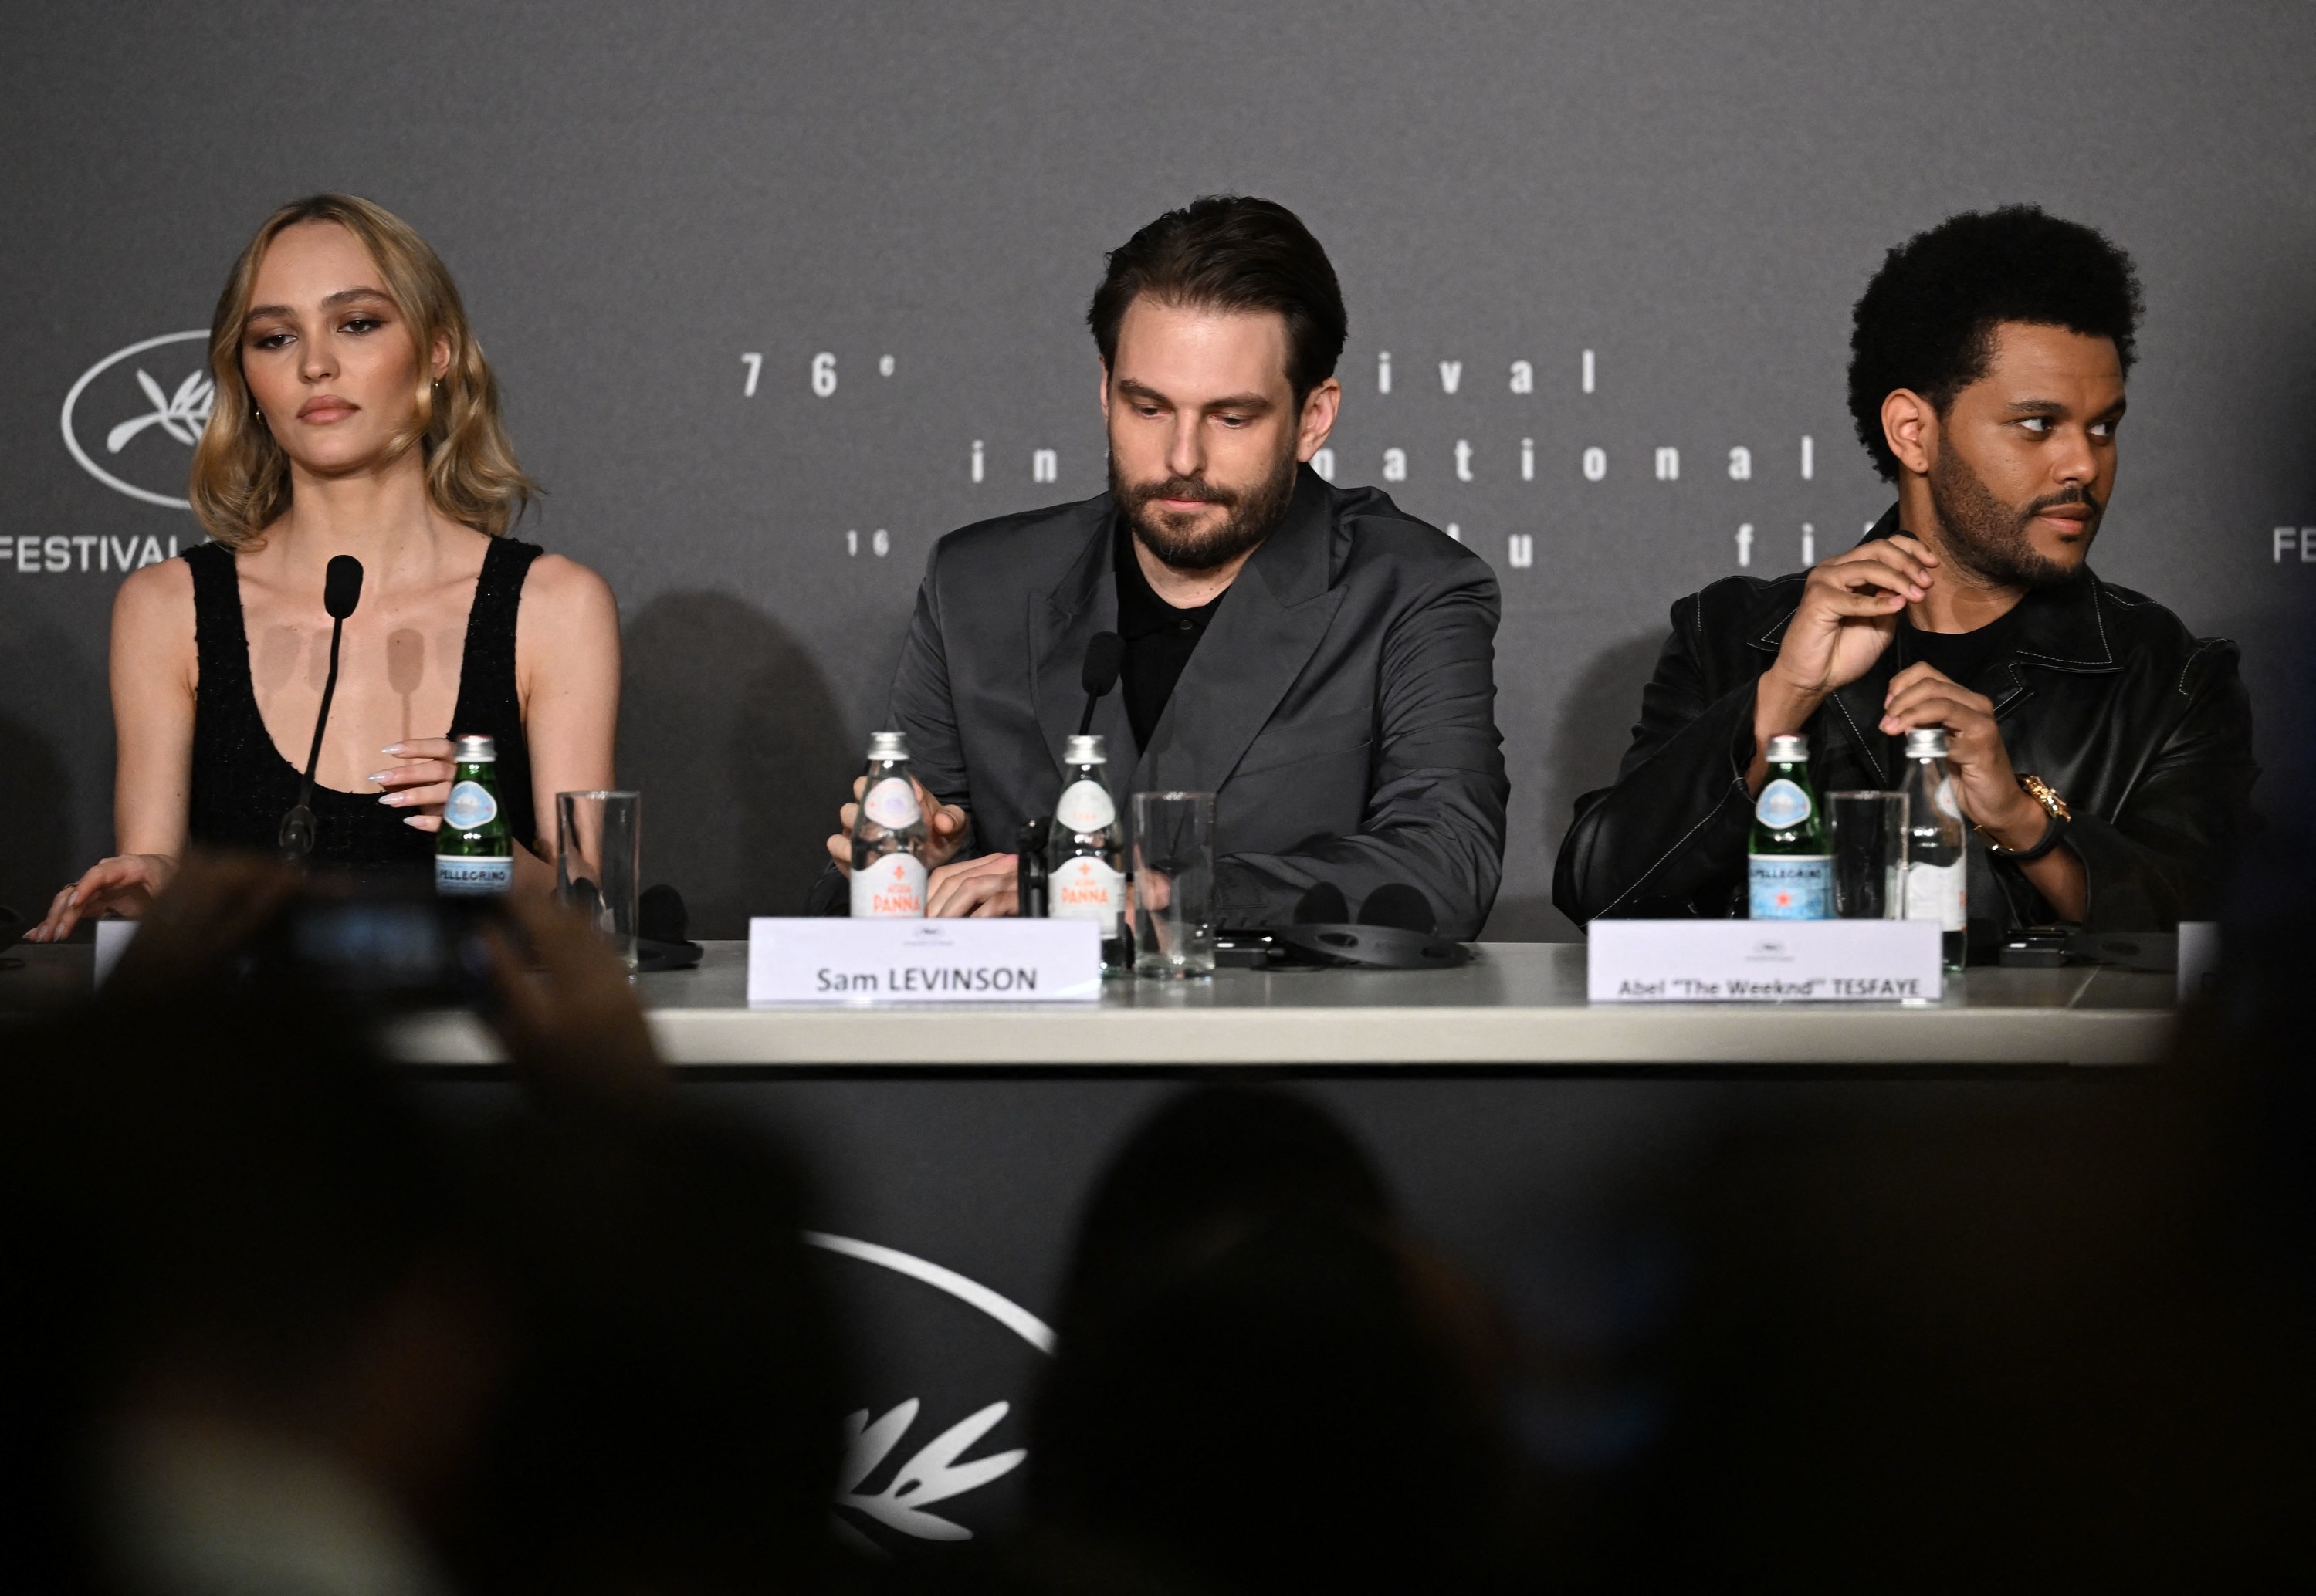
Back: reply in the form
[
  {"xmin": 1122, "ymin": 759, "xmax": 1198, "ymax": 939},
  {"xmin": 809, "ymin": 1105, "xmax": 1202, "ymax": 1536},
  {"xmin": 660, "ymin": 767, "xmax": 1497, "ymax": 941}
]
[{"xmin": 384, "ymin": 941, "xmax": 2175, "ymax": 1068}]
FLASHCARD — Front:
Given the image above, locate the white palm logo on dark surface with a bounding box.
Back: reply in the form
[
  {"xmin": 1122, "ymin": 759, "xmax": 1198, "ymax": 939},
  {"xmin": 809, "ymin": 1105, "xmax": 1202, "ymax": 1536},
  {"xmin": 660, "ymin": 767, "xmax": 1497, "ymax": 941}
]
[
  {"xmin": 802, "ymin": 1233, "xmax": 1051, "ymax": 1554},
  {"xmin": 62, "ymin": 330, "xmax": 214, "ymax": 509},
  {"xmin": 107, "ymin": 367, "xmax": 214, "ymax": 453},
  {"xmin": 835, "ymin": 1398, "xmax": 1026, "ymax": 1545}
]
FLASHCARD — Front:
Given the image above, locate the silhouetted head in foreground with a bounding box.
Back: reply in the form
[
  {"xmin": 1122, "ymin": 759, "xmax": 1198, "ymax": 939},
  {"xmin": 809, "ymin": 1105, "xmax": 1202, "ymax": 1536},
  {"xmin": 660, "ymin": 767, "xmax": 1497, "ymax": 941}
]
[
  {"xmin": 455, "ymin": 1100, "xmax": 847, "ymax": 1596},
  {"xmin": 1023, "ymin": 1087, "xmax": 1510, "ymax": 1594},
  {"xmin": 0, "ymin": 988, "xmax": 492, "ymax": 1596}
]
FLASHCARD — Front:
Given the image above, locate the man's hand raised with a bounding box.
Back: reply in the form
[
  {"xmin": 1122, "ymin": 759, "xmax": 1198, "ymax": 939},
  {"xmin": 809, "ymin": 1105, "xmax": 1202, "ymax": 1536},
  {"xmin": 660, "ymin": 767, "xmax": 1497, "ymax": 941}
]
[
  {"xmin": 1750, "ymin": 535, "xmax": 1939, "ymax": 789},
  {"xmin": 822, "ymin": 774, "xmax": 968, "ymax": 876}
]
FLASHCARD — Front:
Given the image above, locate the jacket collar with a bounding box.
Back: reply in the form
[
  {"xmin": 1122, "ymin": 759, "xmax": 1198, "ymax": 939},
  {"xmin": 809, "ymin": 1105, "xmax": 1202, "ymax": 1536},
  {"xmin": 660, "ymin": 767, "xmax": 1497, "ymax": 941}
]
[
  {"xmin": 1028, "ymin": 465, "xmax": 1344, "ymax": 795},
  {"xmin": 1029, "ymin": 494, "xmax": 1137, "ymax": 783}
]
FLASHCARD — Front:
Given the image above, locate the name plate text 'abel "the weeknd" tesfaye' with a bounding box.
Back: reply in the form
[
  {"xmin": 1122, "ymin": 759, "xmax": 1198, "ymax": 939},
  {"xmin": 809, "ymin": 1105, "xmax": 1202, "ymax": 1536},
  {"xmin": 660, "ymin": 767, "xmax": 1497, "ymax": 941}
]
[
  {"xmin": 748, "ymin": 917, "xmax": 1102, "ymax": 1006},
  {"xmin": 1586, "ymin": 918, "xmax": 1944, "ymax": 1003}
]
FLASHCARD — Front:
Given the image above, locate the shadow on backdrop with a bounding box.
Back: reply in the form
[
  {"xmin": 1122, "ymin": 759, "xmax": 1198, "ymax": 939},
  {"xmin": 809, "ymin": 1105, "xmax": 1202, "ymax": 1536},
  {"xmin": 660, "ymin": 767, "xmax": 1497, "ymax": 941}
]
[
  {"xmin": 1489, "ymin": 631, "xmax": 1664, "ymax": 942},
  {"xmin": 619, "ymin": 592, "xmax": 853, "ymax": 937},
  {"xmin": 0, "ymin": 617, "xmax": 92, "ymax": 925},
  {"xmin": 0, "ymin": 708, "xmax": 72, "ymax": 927}
]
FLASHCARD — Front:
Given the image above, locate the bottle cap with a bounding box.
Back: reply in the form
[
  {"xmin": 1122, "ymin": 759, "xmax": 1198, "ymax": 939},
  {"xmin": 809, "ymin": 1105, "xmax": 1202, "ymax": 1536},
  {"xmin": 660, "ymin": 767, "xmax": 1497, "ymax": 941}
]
[
  {"xmin": 1904, "ymin": 727, "xmax": 1950, "ymax": 757},
  {"xmin": 1765, "ymin": 733, "xmax": 1809, "ymax": 763},
  {"xmin": 1063, "ymin": 734, "xmax": 1107, "ymax": 765},
  {"xmin": 452, "ymin": 733, "xmax": 496, "ymax": 763},
  {"xmin": 866, "ymin": 730, "xmax": 911, "ymax": 761}
]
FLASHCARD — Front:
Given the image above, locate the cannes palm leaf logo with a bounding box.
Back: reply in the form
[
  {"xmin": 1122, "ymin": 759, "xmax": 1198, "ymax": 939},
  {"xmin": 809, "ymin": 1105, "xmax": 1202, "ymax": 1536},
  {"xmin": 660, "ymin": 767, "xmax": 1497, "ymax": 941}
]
[
  {"xmin": 107, "ymin": 367, "xmax": 215, "ymax": 454},
  {"xmin": 835, "ymin": 1398, "xmax": 1026, "ymax": 1543}
]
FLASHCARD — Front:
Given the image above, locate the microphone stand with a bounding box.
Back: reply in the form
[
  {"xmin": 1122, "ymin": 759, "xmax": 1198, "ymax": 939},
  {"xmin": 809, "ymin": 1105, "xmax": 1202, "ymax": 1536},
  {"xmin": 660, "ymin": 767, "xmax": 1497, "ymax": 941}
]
[
  {"xmin": 278, "ymin": 615, "xmax": 346, "ymax": 863},
  {"xmin": 279, "ymin": 556, "xmax": 363, "ymax": 862}
]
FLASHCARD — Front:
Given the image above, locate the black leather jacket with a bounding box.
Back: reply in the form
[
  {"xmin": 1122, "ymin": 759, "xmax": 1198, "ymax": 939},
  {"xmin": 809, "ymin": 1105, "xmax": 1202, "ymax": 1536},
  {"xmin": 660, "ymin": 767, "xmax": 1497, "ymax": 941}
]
[{"xmin": 1554, "ymin": 509, "xmax": 2257, "ymax": 942}]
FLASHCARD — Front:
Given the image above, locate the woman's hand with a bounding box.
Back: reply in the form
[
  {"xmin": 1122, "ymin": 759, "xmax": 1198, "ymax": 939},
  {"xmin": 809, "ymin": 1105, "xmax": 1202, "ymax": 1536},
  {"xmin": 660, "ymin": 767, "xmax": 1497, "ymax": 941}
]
[
  {"xmin": 25, "ymin": 853, "xmax": 178, "ymax": 942},
  {"xmin": 367, "ymin": 737, "xmax": 457, "ymax": 832}
]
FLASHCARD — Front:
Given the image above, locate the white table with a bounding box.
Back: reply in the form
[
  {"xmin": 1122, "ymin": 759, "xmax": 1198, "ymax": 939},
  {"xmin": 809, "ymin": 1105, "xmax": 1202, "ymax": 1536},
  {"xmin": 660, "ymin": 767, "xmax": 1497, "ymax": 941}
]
[{"xmin": 385, "ymin": 942, "xmax": 2175, "ymax": 1067}]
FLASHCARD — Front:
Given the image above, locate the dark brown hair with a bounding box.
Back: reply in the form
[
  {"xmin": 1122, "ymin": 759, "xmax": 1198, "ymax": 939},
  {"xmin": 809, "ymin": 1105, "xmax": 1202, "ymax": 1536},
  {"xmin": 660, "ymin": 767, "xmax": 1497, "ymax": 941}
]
[{"xmin": 1089, "ymin": 196, "xmax": 1347, "ymax": 404}]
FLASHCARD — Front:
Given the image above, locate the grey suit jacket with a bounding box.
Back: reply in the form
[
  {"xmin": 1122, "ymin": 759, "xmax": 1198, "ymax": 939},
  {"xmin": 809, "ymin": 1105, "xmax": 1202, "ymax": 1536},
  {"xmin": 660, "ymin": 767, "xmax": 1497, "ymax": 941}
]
[{"xmin": 865, "ymin": 465, "xmax": 1508, "ymax": 938}]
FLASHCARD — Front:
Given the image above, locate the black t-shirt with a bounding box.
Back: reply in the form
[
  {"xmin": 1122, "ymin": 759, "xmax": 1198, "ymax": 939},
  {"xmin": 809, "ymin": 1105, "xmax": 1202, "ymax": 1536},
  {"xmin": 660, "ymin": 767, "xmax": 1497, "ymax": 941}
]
[
  {"xmin": 1114, "ymin": 519, "xmax": 1226, "ymax": 750},
  {"xmin": 1897, "ymin": 604, "xmax": 2022, "ymax": 689}
]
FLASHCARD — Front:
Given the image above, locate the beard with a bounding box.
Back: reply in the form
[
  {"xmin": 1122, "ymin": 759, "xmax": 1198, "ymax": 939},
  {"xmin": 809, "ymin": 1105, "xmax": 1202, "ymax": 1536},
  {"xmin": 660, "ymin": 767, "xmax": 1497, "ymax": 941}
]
[
  {"xmin": 1111, "ymin": 447, "xmax": 1299, "ymax": 573},
  {"xmin": 1927, "ymin": 445, "xmax": 2101, "ymax": 590}
]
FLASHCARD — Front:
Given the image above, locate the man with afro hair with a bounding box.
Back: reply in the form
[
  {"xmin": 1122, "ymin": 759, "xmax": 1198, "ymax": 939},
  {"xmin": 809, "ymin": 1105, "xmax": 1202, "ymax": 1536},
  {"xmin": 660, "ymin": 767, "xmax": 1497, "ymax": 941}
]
[{"xmin": 1556, "ymin": 206, "xmax": 2254, "ymax": 947}]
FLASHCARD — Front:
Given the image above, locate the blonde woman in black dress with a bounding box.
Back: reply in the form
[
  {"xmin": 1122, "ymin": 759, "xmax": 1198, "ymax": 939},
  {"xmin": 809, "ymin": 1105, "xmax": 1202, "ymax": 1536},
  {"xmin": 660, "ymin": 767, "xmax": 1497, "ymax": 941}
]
[{"xmin": 30, "ymin": 194, "xmax": 619, "ymax": 939}]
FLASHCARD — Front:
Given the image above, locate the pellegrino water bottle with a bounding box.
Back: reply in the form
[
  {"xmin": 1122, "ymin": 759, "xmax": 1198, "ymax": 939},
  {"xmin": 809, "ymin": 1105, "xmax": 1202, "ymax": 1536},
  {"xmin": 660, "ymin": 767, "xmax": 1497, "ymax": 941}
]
[
  {"xmin": 436, "ymin": 734, "xmax": 514, "ymax": 896},
  {"xmin": 849, "ymin": 731, "xmax": 930, "ymax": 917},
  {"xmin": 1048, "ymin": 734, "xmax": 1129, "ymax": 968},
  {"xmin": 1900, "ymin": 727, "xmax": 1969, "ymax": 970},
  {"xmin": 1748, "ymin": 732, "xmax": 1831, "ymax": 919}
]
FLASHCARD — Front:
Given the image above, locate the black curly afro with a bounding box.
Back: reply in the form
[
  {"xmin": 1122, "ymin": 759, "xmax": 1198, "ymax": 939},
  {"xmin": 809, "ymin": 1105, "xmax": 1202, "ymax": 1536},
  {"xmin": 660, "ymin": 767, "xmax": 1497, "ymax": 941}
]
[{"xmin": 1847, "ymin": 205, "xmax": 2142, "ymax": 481}]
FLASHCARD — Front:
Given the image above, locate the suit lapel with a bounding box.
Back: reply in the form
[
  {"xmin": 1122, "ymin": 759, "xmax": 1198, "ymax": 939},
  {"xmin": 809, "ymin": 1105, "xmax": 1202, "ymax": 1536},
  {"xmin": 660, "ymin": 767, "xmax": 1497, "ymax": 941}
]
[
  {"xmin": 1029, "ymin": 503, "xmax": 1129, "ymax": 789},
  {"xmin": 1133, "ymin": 467, "xmax": 1345, "ymax": 796}
]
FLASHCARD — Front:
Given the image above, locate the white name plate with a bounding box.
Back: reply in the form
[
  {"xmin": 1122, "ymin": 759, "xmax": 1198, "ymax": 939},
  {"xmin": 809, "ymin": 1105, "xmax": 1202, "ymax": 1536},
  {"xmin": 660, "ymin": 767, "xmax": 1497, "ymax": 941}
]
[
  {"xmin": 1588, "ymin": 918, "xmax": 1944, "ymax": 1003},
  {"xmin": 748, "ymin": 916, "xmax": 1102, "ymax": 1006}
]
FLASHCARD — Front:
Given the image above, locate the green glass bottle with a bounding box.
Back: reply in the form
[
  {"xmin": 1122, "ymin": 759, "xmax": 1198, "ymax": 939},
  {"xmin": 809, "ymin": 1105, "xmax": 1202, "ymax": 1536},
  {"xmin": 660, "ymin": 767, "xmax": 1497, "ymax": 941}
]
[
  {"xmin": 435, "ymin": 733, "xmax": 514, "ymax": 896},
  {"xmin": 1748, "ymin": 732, "xmax": 1830, "ymax": 919}
]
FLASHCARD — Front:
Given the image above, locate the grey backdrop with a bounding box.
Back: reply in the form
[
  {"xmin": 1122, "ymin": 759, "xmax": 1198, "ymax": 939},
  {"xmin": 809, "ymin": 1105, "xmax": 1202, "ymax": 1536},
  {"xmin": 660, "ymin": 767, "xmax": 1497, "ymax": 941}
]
[{"xmin": 6, "ymin": 1, "xmax": 2312, "ymax": 933}]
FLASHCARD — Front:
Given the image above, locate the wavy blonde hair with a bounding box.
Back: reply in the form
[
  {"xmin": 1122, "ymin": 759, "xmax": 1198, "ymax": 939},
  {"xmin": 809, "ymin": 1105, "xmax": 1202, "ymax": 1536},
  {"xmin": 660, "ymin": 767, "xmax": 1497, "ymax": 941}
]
[{"xmin": 188, "ymin": 194, "xmax": 536, "ymax": 548}]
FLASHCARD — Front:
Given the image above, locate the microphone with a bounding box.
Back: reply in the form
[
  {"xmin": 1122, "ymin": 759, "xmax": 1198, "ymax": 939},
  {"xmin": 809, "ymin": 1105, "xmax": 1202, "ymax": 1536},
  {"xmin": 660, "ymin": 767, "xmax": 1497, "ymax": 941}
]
[
  {"xmin": 279, "ymin": 555, "xmax": 364, "ymax": 861},
  {"xmin": 1077, "ymin": 631, "xmax": 1125, "ymax": 737},
  {"xmin": 1017, "ymin": 817, "xmax": 1052, "ymax": 918}
]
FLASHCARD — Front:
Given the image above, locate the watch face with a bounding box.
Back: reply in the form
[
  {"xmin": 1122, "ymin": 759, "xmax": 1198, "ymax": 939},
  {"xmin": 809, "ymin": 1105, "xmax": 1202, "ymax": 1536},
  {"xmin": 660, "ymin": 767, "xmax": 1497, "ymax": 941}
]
[{"xmin": 2020, "ymin": 776, "xmax": 2069, "ymax": 822}]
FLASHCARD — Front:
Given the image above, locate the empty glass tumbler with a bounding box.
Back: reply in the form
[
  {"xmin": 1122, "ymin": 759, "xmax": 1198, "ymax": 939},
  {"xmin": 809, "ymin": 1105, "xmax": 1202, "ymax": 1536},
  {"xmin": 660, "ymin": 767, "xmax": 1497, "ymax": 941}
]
[
  {"xmin": 557, "ymin": 790, "xmax": 643, "ymax": 969},
  {"xmin": 1130, "ymin": 790, "xmax": 1216, "ymax": 979},
  {"xmin": 1828, "ymin": 790, "xmax": 1908, "ymax": 919}
]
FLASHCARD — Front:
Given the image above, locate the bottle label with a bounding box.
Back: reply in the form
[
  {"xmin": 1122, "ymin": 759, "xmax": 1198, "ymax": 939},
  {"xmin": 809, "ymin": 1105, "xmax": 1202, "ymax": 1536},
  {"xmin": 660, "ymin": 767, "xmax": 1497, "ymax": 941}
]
[
  {"xmin": 862, "ymin": 776, "xmax": 923, "ymax": 829},
  {"xmin": 1749, "ymin": 854, "xmax": 1831, "ymax": 919},
  {"xmin": 1050, "ymin": 855, "xmax": 1123, "ymax": 929},
  {"xmin": 1905, "ymin": 859, "xmax": 1967, "ymax": 932},
  {"xmin": 851, "ymin": 851, "xmax": 927, "ymax": 918},
  {"xmin": 1055, "ymin": 779, "xmax": 1116, "ymax": 835},
  {"xmin": 1755, "ymin": 777, "xmax": 1813, "ymax": 830},
  {"xmin": 443, "ymin": 779, "xmax": 498, "ymax": 831},
  {"xmin": 436, "ymin": 856, "xmax": 513, "ymax": 896}
]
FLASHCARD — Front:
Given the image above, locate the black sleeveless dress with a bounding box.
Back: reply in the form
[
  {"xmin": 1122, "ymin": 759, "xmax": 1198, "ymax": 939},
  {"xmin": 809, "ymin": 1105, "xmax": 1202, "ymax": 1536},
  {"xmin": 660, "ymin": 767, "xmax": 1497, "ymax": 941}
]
[{"xmin": 184, "ymin": 537, "xmax": 543, "ymax": 880}]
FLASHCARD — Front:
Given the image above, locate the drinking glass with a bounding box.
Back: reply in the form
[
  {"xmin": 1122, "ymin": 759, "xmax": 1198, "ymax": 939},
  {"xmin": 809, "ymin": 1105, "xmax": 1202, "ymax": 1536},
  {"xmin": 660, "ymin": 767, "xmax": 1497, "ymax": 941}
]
[
  {"xmin": 1130, "ymin": 791, "xmax": 1216, "ymax": 979},
  {"xmin": 557, "ymin": 790, "xmax": 642, "ymax": 969},
  {"xmin": 1829, "ymin": 790, "xmax": 1908, "ymax": 919}
]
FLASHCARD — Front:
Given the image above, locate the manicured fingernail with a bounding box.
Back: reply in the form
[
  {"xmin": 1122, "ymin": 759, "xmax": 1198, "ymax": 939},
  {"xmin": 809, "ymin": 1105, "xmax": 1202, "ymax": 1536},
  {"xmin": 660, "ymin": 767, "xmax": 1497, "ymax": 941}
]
[
  {"xmin": 379, "ymin": 793, "xmax": 403, "ymax": 806},
  {"xmin": 381, "ymin": 744, "xmax": 405, "ymax": 755},
  {"xmin": 365, "ymin": 771, "xmax": 391, "ymax": 785},
  {"xmin": 402, "ymin": 816, "xmax": 428, "ymax": 829}
]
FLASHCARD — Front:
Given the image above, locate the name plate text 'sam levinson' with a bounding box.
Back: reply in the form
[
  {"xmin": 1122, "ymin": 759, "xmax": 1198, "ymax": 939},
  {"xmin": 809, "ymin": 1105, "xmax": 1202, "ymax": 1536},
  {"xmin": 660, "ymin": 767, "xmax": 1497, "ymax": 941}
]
[
  {"xmin": 1586, "ymin": 918, "xmax": 1944, "ymax": 1003},
  {"xmin": 748, "ymin": 916, "xmax": 1103, "ymax": 1006}
]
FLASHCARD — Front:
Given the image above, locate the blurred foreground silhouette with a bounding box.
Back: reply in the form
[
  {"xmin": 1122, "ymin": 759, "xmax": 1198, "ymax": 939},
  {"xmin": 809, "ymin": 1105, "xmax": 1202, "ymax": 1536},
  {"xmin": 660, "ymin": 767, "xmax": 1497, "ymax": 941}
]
[{"xmin": 5, "ymin": 847, "xmax": 2311, "ymax": 1594}]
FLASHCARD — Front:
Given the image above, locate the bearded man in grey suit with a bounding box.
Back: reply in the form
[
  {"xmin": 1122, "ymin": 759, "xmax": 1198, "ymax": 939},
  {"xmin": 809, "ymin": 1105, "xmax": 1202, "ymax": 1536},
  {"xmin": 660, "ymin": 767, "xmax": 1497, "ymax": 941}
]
[{"xmin": 819, "ymin": 196, "xmax": 1508, "ymax": 937}]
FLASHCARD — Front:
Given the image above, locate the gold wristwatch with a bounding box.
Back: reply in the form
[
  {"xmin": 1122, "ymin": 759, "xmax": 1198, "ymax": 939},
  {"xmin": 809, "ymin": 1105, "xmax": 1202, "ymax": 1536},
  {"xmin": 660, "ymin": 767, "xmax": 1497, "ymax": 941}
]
[{"xmin": 1979, "ymin": 773, "xmax": 2071, "ymax": 861}]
